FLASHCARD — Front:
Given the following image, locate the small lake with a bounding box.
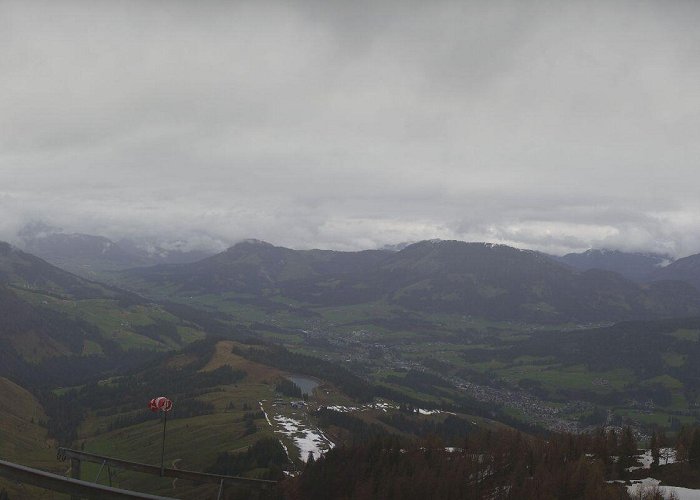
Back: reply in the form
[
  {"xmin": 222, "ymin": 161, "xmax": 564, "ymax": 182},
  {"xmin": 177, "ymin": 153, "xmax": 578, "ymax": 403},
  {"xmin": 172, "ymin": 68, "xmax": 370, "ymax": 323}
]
[{"xmin": 286, "ymin": 375, "xmax": 319, "ymax": 397}]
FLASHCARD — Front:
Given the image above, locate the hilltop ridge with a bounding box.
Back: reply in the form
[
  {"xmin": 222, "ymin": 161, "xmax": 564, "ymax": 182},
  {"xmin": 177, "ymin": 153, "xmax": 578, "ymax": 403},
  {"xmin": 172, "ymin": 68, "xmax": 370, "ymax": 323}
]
[{"xmin": 119, "ymin": 239, "xmax": 700, "ymax": 323}]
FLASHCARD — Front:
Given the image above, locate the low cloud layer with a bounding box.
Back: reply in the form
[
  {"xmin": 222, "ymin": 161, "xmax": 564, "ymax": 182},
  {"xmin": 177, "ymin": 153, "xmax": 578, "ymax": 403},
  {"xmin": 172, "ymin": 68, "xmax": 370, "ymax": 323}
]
[{"xmin": 2, "ymin": 1, "xmax": 700, "ymax": 256}]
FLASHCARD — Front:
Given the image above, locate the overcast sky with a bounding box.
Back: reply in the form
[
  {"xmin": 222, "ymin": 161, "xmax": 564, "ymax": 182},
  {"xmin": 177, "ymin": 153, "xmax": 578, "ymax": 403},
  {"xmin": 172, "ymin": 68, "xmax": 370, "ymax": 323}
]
[{"xmin": 2, "ymin": 1, "xmax": 700, "ymax": 256}]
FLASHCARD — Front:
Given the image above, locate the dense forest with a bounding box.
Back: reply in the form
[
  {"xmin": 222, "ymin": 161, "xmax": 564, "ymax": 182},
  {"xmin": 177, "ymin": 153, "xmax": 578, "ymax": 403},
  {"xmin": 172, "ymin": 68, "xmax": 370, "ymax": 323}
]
[
  {"xmin": 283, "ymin": 430, "xmax": 624, "ymax": 499},
  {"xmin": 281, "ymin": 426, "xmax": 700, "ymax": 500}
]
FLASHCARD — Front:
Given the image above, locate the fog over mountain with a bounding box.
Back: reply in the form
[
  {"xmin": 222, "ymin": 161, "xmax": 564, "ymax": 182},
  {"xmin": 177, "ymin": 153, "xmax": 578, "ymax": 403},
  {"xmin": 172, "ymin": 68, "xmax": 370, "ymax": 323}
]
[{"xmin": 3, "ymin": 1, "xmax": 700, "ymax": 256}]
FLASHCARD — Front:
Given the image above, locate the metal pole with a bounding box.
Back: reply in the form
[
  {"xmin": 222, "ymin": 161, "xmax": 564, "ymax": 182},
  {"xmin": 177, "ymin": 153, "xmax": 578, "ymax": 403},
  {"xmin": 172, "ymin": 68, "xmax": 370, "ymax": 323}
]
[
  {"xmin": 95, "ymin": 460, "xmax": 106, "ymax": 483},
  {"xmin": 70, "ymin": 458, "xmax": 81, "ymax": 500},
  {"xmin": 160, "ymin": 411, "xmax": 167, "ymax": 477},
  {"xmin": 217, "ymin": 478, "xmax": 224, "ymax": 500}
]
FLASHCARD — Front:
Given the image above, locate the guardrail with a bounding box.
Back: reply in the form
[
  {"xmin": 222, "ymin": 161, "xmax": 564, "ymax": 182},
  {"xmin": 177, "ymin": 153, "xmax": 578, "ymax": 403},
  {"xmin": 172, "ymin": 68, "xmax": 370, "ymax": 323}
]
[
  {"xmin": 57, "ymin": 447, "xmax": 277, "ymax": 499},
  {"xmin": 0, "ymin": 459, "xmax": 177, "ymax": 500}
]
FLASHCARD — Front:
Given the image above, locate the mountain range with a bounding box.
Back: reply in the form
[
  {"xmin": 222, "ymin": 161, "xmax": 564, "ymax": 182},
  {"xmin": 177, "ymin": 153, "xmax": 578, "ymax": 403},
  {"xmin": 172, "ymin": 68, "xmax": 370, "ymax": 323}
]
[
  {"xmin": 555, "ymin": 248, "xmax": 700, "ymax": 292},
  {"xmin": 17, "ymin": 223, "xmax": 215, "ymax": 277},
  {"xmin": 0, "ymin": 241, "xmax": 113, "ymax": 299},
  {"xmin": 2, "ymin": 236, "xmax": 700, "ymax": 497},
  {"xmin": 553, "ymin": 248, "xmax": 672, "ymax": 282},
  {"xmin": 0, "ymin": 241, "xmax": 214, "ymax": 374},
  {"xmin": 651, "ymin": 252, "xmax": 700, "ymax": 291},
  {"xmin": 119, "ymin": 239, "xmax": 700, "ymax": 324},
  {"xmin": 8, "ymin": 231, "xmax": 700, "ymax": 326}
]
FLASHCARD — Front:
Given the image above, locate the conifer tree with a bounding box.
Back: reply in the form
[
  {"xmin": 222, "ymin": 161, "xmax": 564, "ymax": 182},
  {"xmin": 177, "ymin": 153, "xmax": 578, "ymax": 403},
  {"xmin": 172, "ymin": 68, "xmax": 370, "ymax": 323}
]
[
  {"xmin": 689, "ymin": 429, "xmax": 700, "ymax": 468},
  {"xmin": 619, "ymin": 426, "xmax": 637, "ymax": 466},
  {"xmin": 651, "ymin": 432, "xmax": 660, "ymax": 468},
  {"xmin": 676, "ymin": 426, "xmax": 694, "ymax": 462}
]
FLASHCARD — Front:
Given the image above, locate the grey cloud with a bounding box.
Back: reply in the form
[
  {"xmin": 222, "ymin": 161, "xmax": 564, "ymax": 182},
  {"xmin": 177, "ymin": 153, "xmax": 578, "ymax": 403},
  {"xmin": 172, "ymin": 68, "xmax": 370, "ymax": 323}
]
[{"xmin": 2, "ymin": 0, "xmax": 700, "ymax": 257}]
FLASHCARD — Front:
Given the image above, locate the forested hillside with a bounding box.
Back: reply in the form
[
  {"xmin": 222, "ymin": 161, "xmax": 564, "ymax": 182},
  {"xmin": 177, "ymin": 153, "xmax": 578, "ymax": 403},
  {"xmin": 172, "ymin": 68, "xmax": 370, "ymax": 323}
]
[{"xmin": 120, "ymin": 240, "xmax": 700, "ymax": 323}]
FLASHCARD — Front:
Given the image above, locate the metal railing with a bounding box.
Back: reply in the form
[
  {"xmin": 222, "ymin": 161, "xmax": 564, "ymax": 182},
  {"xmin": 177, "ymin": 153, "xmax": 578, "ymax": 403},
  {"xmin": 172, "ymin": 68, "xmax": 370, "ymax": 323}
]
[
  {"xmin": 57, "ymin": 447, "xmax": 277, "ymax": 499},
  {"xmin": 0, "ymin": 448, "xmax": 278, "ymax": 500},
  {"xmin": 0, "ymin": 459, "xmax": 176, "ymax": 500}
]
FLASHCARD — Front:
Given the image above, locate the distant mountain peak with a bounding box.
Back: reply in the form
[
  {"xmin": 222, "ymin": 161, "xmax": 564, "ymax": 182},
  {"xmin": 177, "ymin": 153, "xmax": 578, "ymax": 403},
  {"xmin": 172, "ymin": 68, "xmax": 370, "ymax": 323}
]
[
  {"xmin": 583, "ymin": 248, "xmax": 672, "ymax": 260},
  {"xmin": 242, "ymin": 238, "xmax": 273, "ymax": 246},
  {"xmin": 651, "ymin": 252, "xmax": 700, "ymax": 290},
  {"xmin": 481, "ymin": 242, "xmax": 531, "ymax": 252},
  {"xmin": 0, "ymin": 241, "xmax": 17, "ymax": 255},
  {"xmin": 406, "ymin": 239, "xmax": 533, "ymax": 254},
  {"xmin": 556, "ymin": 248, "xmax": 675, "ymax": 282},
  {"xmin": 14, "ymin": 223, "xmax": 217, "ymax": 275},
  {"xmin": 379, "ymin": 242, "xmax": 414, "ymax": 252},
  {"xmin": 582, "ymin": 248, "xmax": 616, "ymax": 255},
  {"xmin": 229, "ymin": 239, "xmax": 275, "ymax": 250},
  {"xmin": 16, "ymin": 221, "xmax": 62, "ymax": 241}
]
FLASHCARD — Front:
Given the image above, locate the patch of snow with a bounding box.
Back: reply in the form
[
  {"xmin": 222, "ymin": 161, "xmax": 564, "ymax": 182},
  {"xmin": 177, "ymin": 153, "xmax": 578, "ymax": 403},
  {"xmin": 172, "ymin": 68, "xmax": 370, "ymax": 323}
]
[
  {"xmin": 278, "ymin": 439, "xmax": 292, "ymax": 463},
  {"xmin": 418, "ymin": 408, "xmax": 454, "ymax": 415},
  {"xmin": 258, "ymin": 402, "xmax": 293, "ymax": 464},
  {"xmin": 322, "ymin": 403, "xmax": 449, "ymax": 416},
  {"xmin": 659, "ymin": 448, "xmax": 677, "ymax": 465},
  {"xmin": 273, "ymin": 415, "xmax": 334, "ymax": 462},
  {"xmin": 373, "ymin": 402, "xmax": 399, "ymax": 412},
  {"xmin": 259, "ymin": 402, "xmax": 272, "ymax": 427},
  {"xmin": 627, "ymin": 448, "xmax": 677, "ymax": 471},
  {"xmin": 324, "ymin": 405, "xmax": 359, "ymax": 412},
  {"xmin": 628, "ymin": 478, "xmax": 700, "ymax": 500}
]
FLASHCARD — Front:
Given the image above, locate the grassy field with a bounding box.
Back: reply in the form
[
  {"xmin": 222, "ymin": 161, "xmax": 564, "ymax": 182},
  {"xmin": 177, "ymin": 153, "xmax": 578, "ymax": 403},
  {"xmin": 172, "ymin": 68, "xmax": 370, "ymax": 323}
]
[
  {"xmin": 0, "ymin": 378, "xmax": 69, "ymax": 499},
  {"xmin": 13, "ymin": 291, "xmax": 206, "ymax": 352},
  {"xmin": 70, "ymin": 340, "xmax": 306, "ymax": 496},
  {"xmin": 80, "ymin": 409, "xmax": 275, "ymax": 497},
  {"xmin": 0, "ymin": 378, "xmax": 56, "ymax": 468},
  {"xmin": 497, "ymin": 364, "xmax": 634, "ymax": 393}
]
